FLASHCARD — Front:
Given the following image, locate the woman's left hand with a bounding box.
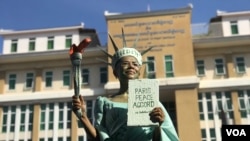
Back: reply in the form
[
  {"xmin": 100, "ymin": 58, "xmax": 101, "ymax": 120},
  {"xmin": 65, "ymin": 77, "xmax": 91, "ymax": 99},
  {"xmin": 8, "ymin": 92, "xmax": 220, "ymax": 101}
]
[{"xmin": 149, "ymin": 107, "xmax": 165, "ymax": 125}]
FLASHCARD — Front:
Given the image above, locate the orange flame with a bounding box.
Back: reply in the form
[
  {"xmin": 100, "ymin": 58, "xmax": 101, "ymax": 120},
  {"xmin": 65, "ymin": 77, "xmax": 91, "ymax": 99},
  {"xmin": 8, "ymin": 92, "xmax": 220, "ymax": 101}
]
[{"xmin": 69, "ymin": 38, "xmax": 92, "ymax": 55}]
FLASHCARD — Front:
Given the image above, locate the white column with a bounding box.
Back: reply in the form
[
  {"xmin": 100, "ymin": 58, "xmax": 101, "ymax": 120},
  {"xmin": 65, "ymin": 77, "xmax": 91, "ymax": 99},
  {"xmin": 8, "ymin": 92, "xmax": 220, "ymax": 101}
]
[
  {"xmin": 24, "ymin": 105, "xmax": 31, "ymax": 141},
  {"xmin": 244, "ymin": 92, "xmax": 250, "ymax": 124},
  {"xmin": 53, "ymin": 103, "xmax": 59, "ymax": 141},
  {"xmin": 212, "ymin": 92, "xmax": 221, "ymax": 141},
  {"xmin": 45, "ymin": 104, "xmax": 49, "ymax": 141},
  {"xmin": 14, "ymin": 106, "xmax": 20, "ymax": 141},
  {"xmin": 63, "ymin": 102, "xmax": 67, "ymax": 141},
  {"xmin": 6, "ymin": 107, "xmax": 11, "ymax": 141}
]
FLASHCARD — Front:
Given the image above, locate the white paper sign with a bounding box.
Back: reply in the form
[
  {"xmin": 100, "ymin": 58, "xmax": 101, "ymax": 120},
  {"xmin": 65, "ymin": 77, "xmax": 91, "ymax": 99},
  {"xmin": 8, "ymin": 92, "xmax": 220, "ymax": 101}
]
[{"xmin": 127, "ymin": 79, "xmax": 159, "ymax": 126}]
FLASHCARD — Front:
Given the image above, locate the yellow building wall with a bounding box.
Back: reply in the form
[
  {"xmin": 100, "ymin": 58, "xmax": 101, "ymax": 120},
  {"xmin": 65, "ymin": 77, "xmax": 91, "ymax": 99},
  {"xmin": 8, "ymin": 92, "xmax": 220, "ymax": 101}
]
[
  {"xmin": 32, "ymin": 105, "xmax": 40, "ymax": 141},
  {"xmin": 175, "ymin": 88, "xmax": 201, "ymax": 141},
  {"xmin": 0, "ymin": 71, "xmax": 5, "ymax": 94},
  {"xmin": 106, "ymin": 9, "xmax": 195, "ymax": 82}
]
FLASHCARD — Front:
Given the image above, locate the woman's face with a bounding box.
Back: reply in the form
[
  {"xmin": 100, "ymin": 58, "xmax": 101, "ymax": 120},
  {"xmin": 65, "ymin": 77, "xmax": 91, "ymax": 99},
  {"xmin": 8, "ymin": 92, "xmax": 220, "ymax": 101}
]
[{"xmin": 114, "ymin": 56, "xmax": 141, "ymax": 80}]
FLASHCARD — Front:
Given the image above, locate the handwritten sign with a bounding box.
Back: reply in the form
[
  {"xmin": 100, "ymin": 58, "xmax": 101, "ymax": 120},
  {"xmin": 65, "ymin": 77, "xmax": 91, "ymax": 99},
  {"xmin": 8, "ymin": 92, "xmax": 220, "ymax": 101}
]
[{"xmin": 127, "ymin": 79, "xmax": 159, "ymax": 126}]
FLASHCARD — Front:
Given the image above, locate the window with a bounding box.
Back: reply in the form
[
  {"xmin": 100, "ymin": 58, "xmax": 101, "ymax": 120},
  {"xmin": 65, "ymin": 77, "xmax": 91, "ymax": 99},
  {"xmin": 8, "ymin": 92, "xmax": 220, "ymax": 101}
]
[
  {"xmin": 230, "ymin": 21, "xmax": 238, "ymax": 35},
  {"xmin": 205, "ymin": 93, "xmax": 214, "ymax": 120},
  {"xmin": 63, "ymin": 70, "xmax": 70, "ymax": 86},
  {"xmin": 41, "ymin": 102, "xmax": 71, "ymax": 131},
  {"xmin": 10, "ymin": 106, "xmax": 16, "ymax": 132},
  {"xmin": 196, "ymin": 60, "xmax": 205, "ymax": 76},
  {"xmin": 78, "ymin": 136, "xmax": 85, "ymax": 141},
  {"xmin": 201, "ymin": 129, "xmax": 206, "ymax": 141},
  {"xmin": 146, "ymin": 56, "xmax": 156, "ymax": 79},
  {"xmin": 58, "ymin": 103, "xmax": 64, "ymax": 129},
  {"xmin": 2, "ymin": 107, "xmax": 8, "ymax": 133},
  {"xmin": 82, "ymin": 69, "xmax": 89, "ymax": 85},
  {"xmin": 40, "ymin": 104, "xmax": 46, "ymax": 130},
  {"xmin": 215, "ymin": 58, "xmax": 225, "ymax": 75},
  {"xmin": 198, "ymin": 93, "xmax": 204, "ymax": 120},
  {"xmin": 29, "ymin": 38, "xmax": 36, "ymax": 51},
  {"xmin": 86, "ymin": 100, "xmax": 94, "ymax": 123},
  {"xmin": 58, "ymin": 137, "xmax": 71, "ymax": 141},
  {"xmin": 48, "ymin": 103, "xmax": 54, "ymax": 130},
  {"xmin": 65, "ymin": 35, "xmax": 72, "ymax": 48},
  {"xmin": 11, "ymin": 39, "xmax": 18, "ymax": 53},
  {"xmin": 40, "ymin": 103, "xmax": 54, "ymax": 130},
  {"xmin": 58, "ymin": 102, "xmax": 72, "ymax": 129},
  {"xmin": 2, "ymin": 105, "xmax": 34, "ymax": 134},
  {"xmin": 26, "ymin": 73, "xmax": 34, "ymax": 89},
  {"xmin": 209, "ymin": 128, "xmax": 216, "ymax": 141},
  {"xmin": 100, "ymin": 67, "xmax": 107, "ymax": 83},
  {"xmin": 198, "ymin": 92, "xmax": 214, "ymax": 120},
  {"xmin": 45, "ymin": 71, "xmax": 53, "ymax": 87},
  {"xmin": 47, "ymin": 36, "xmax": 54, "ymax": 49},
  {"xmin": 9, "ymin": 74, "xmax": 16, "ymax": 90},
  {"xmin": 20, "ymin": 105, "xmax": 33, "ymax": 132},
  {"xmin": 66, "ymin": 102, "xmax": 72, "ymax": 128},
  {"xmin": 215, "ymin": 91, "xmax": 233, "ymax": 120},
  {"xmin": 20, "ymin": 106, "xmax": 26, "ymax": 131},
  {"xmin": 238, "ymin": 90, "xmax": 250, "ymax": 118},
  {"xmin": 199, "ymin": 91, "xmax": 235, "ymax": 140},
  {"xmin": 206, "ymin": 94, "xmax": 214, "ymax": 120},
  {"xmin": 235, "ymin": 57, "xmax": 246, "ymax": 73},
  {"xmin": 165, "ymin": 55, "xmax": 174, "ymax": 77}
]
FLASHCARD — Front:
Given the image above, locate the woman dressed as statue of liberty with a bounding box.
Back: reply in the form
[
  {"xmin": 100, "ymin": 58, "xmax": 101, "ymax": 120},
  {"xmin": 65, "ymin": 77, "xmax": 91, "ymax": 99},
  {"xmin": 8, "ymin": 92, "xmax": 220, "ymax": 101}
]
[{"xmin": 71, "ymin": 29, "xmax": 179, "ymax": 141}]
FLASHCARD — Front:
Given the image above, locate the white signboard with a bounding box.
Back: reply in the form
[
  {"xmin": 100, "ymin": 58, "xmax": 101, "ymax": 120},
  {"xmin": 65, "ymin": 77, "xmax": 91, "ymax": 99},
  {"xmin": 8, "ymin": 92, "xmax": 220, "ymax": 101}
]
[{"xmin": 127, "ymin": 79, "xmax": 159, "ymax": 126}]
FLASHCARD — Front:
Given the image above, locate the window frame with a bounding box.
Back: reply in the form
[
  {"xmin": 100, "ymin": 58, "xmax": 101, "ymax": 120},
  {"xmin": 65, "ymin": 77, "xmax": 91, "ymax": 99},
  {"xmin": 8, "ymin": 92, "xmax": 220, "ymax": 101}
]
[
  {"xmin": 196, "ymin": 60, "xmax": 205, "ymax": 76},
  {"xmin": 29, "ymin": 38, "xmax": 36, "ymax": 51},
  {"xmin": 214, "ymin": 58, "xmax": 225, "ymax": 75},
  {"xmin": 238, "ymin": 90, "xmax": 250, "ymax": 118},
  {"xmin": 20, "ymin": 105, "xmax": 33, "ymax": 132},
  {"xmin": 11, "ymin": 39, "xmax": 18, "ymax": 53},
  {"xmin": 235, "ymin": 56, "xmax": 246, "ymax": 73},
  {"xmin": 45, "ymin": 71, "xmax": 53, "ymax": 87},
  {"xmin": 10, "ymin": 106, "xmax": 16, "ymax": 132},
  {"xmin": 25, "ymin": 72, "xmax": 34, "ymax": 89},
  {"xmin": 47, "ymin": 36, "xmax": 54, "ymax": 50},
  {"xmin": 65, "ymin": 35, "xmax": 72, "ymax": 48},
  {"xmin": 164, "ymin": 55, "xmax": 174, "ymax": 77},
  {"xmin": 40, "ymin": 104, "xmax": 46, "ymax": 130},
  {"xmin": 146, "ymin": 56, "xmax": 156, "ymax": 79},
  {"xmin": 8, "ymin": 74, "xmax": 16, "ymax": 90},
  {"xmin": 1, "ymin": 107, "xmax": 8, "ymax": 133},
  {"xmin": 86, "ymin": 100, "xmax": 94, "ymax": 124},
  {"xmin": 82, "ymin": 68, "xmax": 89, "ymax": 85},
  {"xmin": 58, "ymin": 102, "xmax": 65, "ymax": 129},
  {"xmin": 100, "ymin": 67, "xmax": 107, "ymax": 84},
  {"xmin": 230, "ymin": 21, "xmax": 239, "ymax": 35},
  {"xmin": 63, "ymin": 70, "xmax": 71, "ymax": 86}
]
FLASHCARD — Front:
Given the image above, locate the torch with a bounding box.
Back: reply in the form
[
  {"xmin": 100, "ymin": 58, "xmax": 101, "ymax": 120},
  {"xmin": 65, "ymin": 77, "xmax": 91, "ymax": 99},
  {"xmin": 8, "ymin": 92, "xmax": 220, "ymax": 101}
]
[{"xmin": 69, "ymin": 38, "xmax": 91, "ymax": 118}]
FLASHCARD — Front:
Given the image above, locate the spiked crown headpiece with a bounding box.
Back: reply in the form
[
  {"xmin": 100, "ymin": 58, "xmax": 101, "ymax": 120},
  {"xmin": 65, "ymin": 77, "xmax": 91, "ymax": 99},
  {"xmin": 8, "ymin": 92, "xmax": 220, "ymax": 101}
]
[{"xmin": 98, "ymin": 28, "xmax": 153, "ymax": 69}]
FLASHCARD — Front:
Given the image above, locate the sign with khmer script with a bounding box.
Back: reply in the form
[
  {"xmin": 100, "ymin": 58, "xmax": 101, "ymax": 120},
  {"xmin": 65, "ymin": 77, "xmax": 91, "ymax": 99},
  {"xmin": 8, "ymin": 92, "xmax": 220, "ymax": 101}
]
[{"xmin": 127, "ymin": 79, "xmax": 159, "ymax": 126}]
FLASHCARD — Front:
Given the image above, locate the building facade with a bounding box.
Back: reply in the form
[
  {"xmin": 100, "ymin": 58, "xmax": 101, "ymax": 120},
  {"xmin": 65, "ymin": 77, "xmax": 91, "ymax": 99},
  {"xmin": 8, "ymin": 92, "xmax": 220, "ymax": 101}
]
[
  {"xmin": 193, "ymin": 9, "xmax": 250, "ymax": 141},
  {"xmin": 0, "ymin": 6, "xmax": 250, "ymax": 141},
  {"xmin": 0, "ymin": 24, "xmax": 107, "ymax": 141}
]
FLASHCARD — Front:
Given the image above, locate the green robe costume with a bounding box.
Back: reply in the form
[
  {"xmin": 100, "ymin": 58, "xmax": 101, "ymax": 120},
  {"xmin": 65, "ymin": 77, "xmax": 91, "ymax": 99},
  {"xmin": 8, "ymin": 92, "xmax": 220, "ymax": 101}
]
[{"xmin": 94, "ymin": 97, "xmax": 179, "ymax": 141}]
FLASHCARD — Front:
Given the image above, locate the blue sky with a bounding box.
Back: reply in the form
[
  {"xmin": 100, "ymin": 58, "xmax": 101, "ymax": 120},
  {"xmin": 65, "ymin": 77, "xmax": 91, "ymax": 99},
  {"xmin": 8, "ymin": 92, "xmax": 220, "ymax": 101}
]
[{"xmin": 1, "ymin": 0, "xmax": 250, "ymax": 53}]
